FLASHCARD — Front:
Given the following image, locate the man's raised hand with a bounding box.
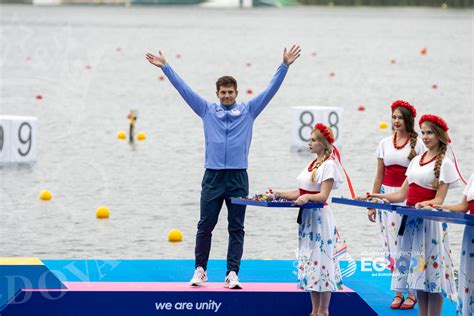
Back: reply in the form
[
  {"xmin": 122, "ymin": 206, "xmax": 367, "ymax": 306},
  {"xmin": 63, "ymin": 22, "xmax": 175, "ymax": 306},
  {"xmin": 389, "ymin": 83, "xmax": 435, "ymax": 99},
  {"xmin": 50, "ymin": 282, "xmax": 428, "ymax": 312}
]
[
  {"xmin": 146, "ymin": 51, "xmax": 167, "ymax": 68},
  {"xmin": 283, "ymin": 45, "xmax": 301, "ymax": 66}
]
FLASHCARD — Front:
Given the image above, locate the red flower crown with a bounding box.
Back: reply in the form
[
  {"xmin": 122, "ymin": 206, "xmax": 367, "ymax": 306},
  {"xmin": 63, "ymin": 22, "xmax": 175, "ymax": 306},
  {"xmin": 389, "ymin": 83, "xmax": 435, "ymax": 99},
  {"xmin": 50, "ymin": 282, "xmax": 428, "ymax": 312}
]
[
  {"xmin": 419, "ymin": 114, "xmax": 449, "ymax": 132},
  {"xmin": 391, "ymin": 100, "xmax": 417, "ymax": 118},
  {"xmin": 314, "ymin": 123, "xmax": 335, "ymax": 144}
]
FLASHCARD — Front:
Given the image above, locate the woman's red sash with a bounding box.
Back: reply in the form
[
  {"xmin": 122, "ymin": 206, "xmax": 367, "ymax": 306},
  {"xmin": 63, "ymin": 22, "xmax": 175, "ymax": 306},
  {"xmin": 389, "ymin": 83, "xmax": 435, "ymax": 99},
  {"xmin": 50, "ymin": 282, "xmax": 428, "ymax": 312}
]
[
  {"xmin": 468, "ymin": 200, "xmax": 474, "ymax": 215},
  {"xmin": 382, "ymin": 164, "xmax": 407, "ymax": 187},
  {"xmin": 406, "ymin": 183, "xmax": 436, "ymax": 206}
]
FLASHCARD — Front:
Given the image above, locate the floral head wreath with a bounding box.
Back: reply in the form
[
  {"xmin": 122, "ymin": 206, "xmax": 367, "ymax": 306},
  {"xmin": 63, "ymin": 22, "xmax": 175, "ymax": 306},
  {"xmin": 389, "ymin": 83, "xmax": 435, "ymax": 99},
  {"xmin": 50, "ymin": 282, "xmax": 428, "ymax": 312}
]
[
  {"xmin": 419, "ymin": 114, "xmax": 449, "ymax": 132},
  {"xmin": 419, "ymin": 114, "xmax": 451, "ymax": 143},
  {"xmin": 314, "ymin": 123, "xmax": 335, "ymax": 144},
  {"xmin": 391, "ymin": 100, "xmax": 417, "ymax": 118}
]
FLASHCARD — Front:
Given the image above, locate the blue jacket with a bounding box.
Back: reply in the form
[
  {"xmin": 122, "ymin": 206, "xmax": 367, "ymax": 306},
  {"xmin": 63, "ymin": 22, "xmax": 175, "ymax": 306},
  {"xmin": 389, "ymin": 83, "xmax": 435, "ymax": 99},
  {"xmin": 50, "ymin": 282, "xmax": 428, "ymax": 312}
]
[{"xmin": 162, "ymin": 63, "xmax": 289, "ymax": 169}]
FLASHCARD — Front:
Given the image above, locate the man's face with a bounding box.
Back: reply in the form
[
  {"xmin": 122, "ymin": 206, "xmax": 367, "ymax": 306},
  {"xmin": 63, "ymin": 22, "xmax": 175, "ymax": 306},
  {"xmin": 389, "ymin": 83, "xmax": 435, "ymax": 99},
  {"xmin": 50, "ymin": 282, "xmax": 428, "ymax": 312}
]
[{"xmin": 216, "ymin": 85, "xmax": 238, "ymax": 106}]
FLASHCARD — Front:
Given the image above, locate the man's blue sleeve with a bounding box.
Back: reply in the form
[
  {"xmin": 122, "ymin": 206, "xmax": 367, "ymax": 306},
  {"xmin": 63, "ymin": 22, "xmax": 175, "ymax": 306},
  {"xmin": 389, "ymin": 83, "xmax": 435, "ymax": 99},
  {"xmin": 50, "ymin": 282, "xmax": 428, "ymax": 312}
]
[
  {"xmin": 248, "ymin": 63, "xmax": 289, "ymax": 119},
  {"xmin": 161, "ymin": 64, "xmax": 208, "ymax": 118}
]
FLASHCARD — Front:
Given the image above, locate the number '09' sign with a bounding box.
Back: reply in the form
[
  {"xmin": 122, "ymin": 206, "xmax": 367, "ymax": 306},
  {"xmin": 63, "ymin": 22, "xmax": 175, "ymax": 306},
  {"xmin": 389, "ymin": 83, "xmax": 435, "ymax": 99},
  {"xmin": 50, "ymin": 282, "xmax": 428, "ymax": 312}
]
[
  {"xmin": 291, "ymin": 106, "xmax": 343, "ymax": 151},
  {"xmin": 0, "ymin": 116, "xmax": 38, "ymax": 164}
]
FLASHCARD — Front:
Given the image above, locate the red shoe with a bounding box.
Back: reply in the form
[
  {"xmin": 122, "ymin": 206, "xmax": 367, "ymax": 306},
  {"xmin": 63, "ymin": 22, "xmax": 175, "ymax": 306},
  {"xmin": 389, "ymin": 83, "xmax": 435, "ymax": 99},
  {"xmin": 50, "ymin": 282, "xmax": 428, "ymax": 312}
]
[
  {"xmin": 400, "ymin": 296, "xmax": 417, "ymax": 310},
  {"xmin": 390, "ymin": 295, "xmax": 404, "ymax": 309}
]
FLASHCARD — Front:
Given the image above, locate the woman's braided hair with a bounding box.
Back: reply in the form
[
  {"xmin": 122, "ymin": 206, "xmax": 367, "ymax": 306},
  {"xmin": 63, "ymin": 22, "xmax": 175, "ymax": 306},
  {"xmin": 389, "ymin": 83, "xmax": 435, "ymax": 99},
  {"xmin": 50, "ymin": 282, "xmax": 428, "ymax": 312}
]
[
  {"xmin": 419, "ymin": 115, "xmax": 450, "ymax": 189},
  {"xmin": 310, "ymin": 124, "xmax": 334, "ymax": 183}
]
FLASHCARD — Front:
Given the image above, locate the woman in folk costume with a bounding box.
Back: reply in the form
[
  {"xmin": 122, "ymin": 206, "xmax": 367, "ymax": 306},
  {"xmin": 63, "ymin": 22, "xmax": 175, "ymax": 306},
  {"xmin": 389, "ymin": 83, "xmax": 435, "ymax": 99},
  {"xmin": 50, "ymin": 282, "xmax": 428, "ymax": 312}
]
[
  {"xmin": 272, "ymin": 123, "xmax": 343, "ymax": 316},
  {"xmin": 369, "ymin": 100, "xmax": 425, "ymax": 310},
  {"xmin": 434, "ymin": 173, "xmax": 474, "ymax": 316},
  {"xmin": 369, "ymin": 114, "xmax": 461, "ymax": 316}
]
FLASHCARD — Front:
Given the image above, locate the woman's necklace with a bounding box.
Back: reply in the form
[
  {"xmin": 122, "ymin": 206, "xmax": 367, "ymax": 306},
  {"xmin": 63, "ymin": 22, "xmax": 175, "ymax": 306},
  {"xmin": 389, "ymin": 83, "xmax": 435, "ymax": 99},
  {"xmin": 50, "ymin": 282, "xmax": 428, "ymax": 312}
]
[
  {"xmin": 419, "ymin": 151, "xmax": 437, "ymax": 166},
  {"xmin": 393, "ymin": 132, "xmax": 409, "ymax": 150},
  {"xmin": 308, "ymin": 156, "xmax": 329, "ymax": 172}
]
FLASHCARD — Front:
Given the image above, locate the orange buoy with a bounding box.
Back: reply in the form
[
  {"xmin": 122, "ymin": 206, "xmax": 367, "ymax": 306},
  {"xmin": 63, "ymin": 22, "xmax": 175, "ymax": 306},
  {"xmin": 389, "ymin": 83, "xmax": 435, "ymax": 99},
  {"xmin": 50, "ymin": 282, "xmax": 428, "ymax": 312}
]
[
  {"xmin": 329, "ymin": 72, "xmax": 335, "ymax": 77},
  {"xmin": 39, "ymin": 190, "xmax": 52, "ymax": 201},
  {"xmin": 36, "ymin": 95, "xmax": 43, "ymax": 100},
  {"xmin": 159, "ymin": 75, "xmax": 165, "ymax": 81},
  {"xmin": 390, "ymin": 59, "xmax": 396, "ymax": 64},
  {"xmin": 176, "ymin": 53, "xmax": 181, "ymax": 59},
  {"xmin": 246, "ymin": 88, "xmax": 253, "ymax": 95},
  {"xmin": 432, "ymin": 84, "xmax": 438, "ymax": 89},
  {"xmin": 379, "ymin": 121, "xmax": 389, "ymax": 129},
  {"xmin": 96, "ymin": 206, "xmax": 110, "ymax": 219},
  {"xmin": 168, "ymin": 229, "xmax": 183, "ymax": 242},
  {"xmin": 421, "ymin": 48, "xmax": 427, "ymax": 55},
  {"xmin": 357, "ymin": 105, "xmax": 366, "ymax": 111}
]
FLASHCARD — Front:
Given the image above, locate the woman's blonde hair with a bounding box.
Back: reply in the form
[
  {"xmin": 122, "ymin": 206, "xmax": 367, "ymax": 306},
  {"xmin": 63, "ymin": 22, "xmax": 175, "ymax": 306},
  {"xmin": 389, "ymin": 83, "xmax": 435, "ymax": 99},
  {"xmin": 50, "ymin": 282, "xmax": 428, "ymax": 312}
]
[
  {"xmin": 421, "ymin": 120, "xmax": 449, "ymax": 189},
  {"xmin": 310, "ymin": 127, "xmax": 334, "ymax": 183}
]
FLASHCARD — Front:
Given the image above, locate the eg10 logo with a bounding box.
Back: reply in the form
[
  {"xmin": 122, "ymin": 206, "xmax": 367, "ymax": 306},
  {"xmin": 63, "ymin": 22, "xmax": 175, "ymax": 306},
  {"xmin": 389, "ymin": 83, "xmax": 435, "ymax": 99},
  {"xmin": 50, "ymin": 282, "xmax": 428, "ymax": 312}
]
[{"xmin": 361, "ymin": 257, "xmax": 427, "ymax": 273}]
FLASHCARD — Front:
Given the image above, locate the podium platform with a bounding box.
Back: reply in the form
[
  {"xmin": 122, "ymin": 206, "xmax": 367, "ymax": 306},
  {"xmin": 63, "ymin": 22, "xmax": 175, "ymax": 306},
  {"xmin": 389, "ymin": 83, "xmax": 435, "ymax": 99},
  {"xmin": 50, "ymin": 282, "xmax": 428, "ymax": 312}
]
[
  {"xmin": 0, "ymin": 258, "xmax": 66, "ymax": 310},
  {"xmin": 0, "ymin": 259, "xmax": 458, "ymax": 315}
]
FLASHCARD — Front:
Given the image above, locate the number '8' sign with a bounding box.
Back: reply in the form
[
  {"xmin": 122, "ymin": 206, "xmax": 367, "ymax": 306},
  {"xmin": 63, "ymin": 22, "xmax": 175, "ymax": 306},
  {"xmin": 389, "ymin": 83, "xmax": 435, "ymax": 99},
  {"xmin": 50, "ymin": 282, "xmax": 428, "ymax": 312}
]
[
  {"xmin": 0, "ymin": 116, "xmax": 38, "ymax": 164},
  {"xmin": 291, "ymin": 106, "xmax": 343, "ymax": 151}
]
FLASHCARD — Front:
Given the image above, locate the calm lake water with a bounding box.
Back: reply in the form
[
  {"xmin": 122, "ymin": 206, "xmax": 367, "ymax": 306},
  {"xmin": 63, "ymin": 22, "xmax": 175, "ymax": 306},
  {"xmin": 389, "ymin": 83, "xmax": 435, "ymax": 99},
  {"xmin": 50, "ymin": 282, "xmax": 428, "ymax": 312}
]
[{"xmin": 1, "ymin": 5, "xmax": 472, "ymax": 271}]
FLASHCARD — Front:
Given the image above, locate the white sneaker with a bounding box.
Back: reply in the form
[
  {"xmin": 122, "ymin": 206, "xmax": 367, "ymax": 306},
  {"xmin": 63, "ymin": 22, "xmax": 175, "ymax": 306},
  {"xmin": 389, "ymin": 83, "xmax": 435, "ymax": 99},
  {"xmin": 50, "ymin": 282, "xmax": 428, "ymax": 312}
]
[
  {"xmin": 189, "ymin": 267, "xmax": 208, "ymax": 286},
  {"xmin": 224, "ymin": 271, "xmax": 242, "ymax": 289}
]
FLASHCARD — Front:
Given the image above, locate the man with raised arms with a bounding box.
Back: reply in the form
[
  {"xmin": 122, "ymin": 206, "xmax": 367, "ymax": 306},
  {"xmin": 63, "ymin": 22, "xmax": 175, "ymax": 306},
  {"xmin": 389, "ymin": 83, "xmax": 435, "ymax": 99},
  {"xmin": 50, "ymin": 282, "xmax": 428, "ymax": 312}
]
[{"xmin": 146, "ymin": 45, "xmax": 301, "ymax": 289}]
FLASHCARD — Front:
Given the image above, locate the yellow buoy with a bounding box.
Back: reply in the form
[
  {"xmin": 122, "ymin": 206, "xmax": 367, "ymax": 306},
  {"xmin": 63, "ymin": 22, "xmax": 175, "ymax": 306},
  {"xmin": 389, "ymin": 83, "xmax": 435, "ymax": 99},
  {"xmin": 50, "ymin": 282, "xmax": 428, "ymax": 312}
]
[
  {"xmin": 39, "ymin": 190, "xmax": 52, "ymax": 201},
  {"xmin": 379, "ymin": 121, "xmax": 389, "ymax": 129},
  {"xmin": 117, "ymin": 131, "xmax": 126, "ymax": 140},
  {"xmin": 441, "ymin": 2, "xmax": 447, "ymax": 8},
  {"xmin": 168, "ymin": 229, "xmax": 183, "ymax": 242},
  {"xmin": 96, "ymin": 206, "xmax": 110, "ymax": 219},
  {"xmin": 137, "ymin": 132, "xmax": 146, "ymax": 141}
]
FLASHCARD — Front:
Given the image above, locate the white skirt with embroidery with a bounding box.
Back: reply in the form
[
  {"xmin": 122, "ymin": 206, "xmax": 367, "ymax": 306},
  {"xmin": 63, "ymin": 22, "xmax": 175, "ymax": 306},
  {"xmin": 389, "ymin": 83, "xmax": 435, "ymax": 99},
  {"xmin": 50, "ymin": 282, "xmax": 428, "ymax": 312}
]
[
  {"xmin": 377, "ymin": 185, "xmax": 404, "ymax": 271},
  {"xmin": 297, "ymin": 206, "xmax": 343, "ymax": 292},
  {"xmin": 391, "ymin": 217, "xmax": 457, "ymax": 299},
  {"xmin": 457, "ymin": 225, "xmax": 474, "ymax": 316}
]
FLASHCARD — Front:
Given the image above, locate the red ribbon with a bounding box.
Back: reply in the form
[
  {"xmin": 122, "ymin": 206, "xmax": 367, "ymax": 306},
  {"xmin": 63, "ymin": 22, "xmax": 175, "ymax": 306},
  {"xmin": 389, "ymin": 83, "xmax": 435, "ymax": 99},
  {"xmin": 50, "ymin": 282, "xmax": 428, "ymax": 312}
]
[
  {"xmin": 449, "ymin": 146, "xmax": 467, "ymax": 185},
  {"xmin": 332, "ymin": 146, "xmax": 356, "ymax": 199}
]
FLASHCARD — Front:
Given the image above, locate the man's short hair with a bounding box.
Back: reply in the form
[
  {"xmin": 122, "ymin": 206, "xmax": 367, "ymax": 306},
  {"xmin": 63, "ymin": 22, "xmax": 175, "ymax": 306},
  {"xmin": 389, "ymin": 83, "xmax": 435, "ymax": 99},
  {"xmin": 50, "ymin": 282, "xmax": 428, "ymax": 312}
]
[{"xmin": 216, "ymin": 76, "xmax": 237, "ymax": 91}]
